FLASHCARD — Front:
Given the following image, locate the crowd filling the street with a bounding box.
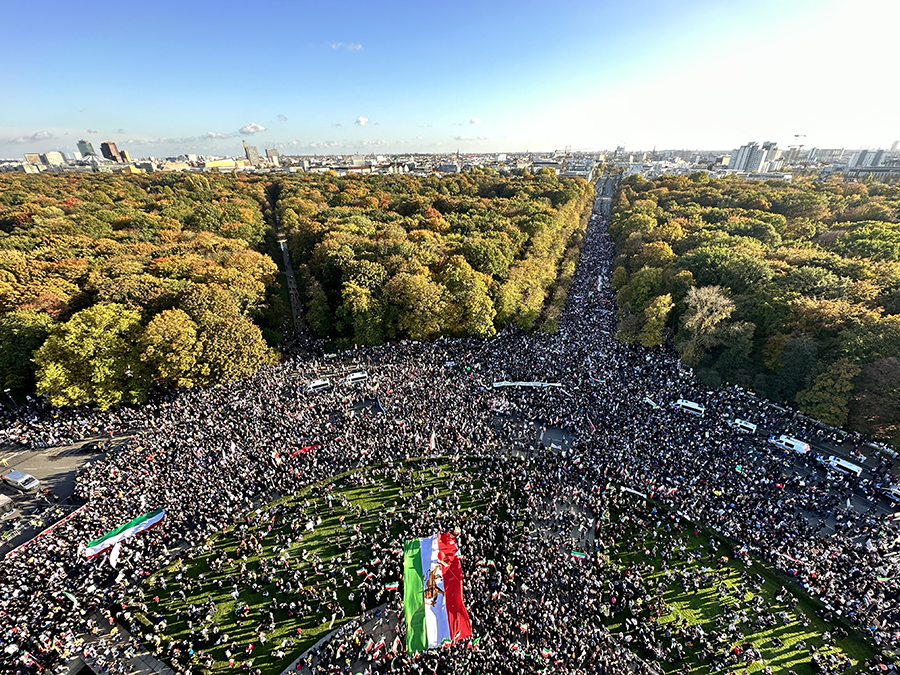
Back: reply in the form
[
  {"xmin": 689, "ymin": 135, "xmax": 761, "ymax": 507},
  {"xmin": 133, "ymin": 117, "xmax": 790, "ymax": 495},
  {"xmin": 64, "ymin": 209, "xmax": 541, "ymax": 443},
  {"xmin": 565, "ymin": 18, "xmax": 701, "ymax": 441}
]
[{"xmin": 1, "ymin": 183, "xmax": 898, "ymax": 675}]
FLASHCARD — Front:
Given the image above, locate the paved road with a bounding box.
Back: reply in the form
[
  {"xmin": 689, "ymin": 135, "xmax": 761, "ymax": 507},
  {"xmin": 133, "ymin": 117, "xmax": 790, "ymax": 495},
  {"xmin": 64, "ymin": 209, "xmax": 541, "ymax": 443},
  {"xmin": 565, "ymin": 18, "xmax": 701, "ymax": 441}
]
[
  {"xmin": 267, "ymin": 186, "xmax": 307, "ymax": 336},
  {"xmin": 0, "ymin": 438, "xmax": 121, "ymax": 556}
]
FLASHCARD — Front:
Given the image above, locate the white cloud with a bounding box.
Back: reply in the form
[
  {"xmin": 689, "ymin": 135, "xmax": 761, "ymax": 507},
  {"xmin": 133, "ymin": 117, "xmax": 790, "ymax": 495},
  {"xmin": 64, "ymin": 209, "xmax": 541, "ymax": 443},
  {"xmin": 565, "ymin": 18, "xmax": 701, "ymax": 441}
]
[
  {"xmin": 469, "ymin": 117, "xmax": 482, "ymax": 125},
  {"xmin": 355, "ymin": 116, "xmax": 369, "ymax": 126},
  {"xmin": 454, "ymin": 135, "xmax": 471, "ymax": 141},
  {"xmin": 476, "ymin": 135, "xmax": 491, "ymax": 141},
  {"xmin": 87, "ymin": 128, "xmax": 98, "ymax": 134},
  {"xmin": 276, "ymin": 114, "xmax": 288, "ymax": 122},
  {"xmin": 416, "ymin": 135, "xmax": 423, "ymax": 140},
  {"xmin": 332, "ymin": 42, "xmax": 362, "ymax": 51},
  {"xmin": 331, "ymin": 42, "xmax": 343, "ymax": 49},
  {"xmin": 334, "ymin": 123, "xmax": 343, "ymax": 127},
  {"xmin": 240, "ymin": 122, "xmax": 266, "ymax": 135},
  {"xmin": 204, "ymin": 131, "xmax": 231, "ymax": 139},
  {"xmin": 346, "ymin": 43, "xmax": 362, "ymax": 51},
  {"xmin": 117, "ymin": 128, "xmax": 125, "ymax": 134},
  {"xmin": 7, "ymin": 131, "xmax": 54, "ymax": 144}
]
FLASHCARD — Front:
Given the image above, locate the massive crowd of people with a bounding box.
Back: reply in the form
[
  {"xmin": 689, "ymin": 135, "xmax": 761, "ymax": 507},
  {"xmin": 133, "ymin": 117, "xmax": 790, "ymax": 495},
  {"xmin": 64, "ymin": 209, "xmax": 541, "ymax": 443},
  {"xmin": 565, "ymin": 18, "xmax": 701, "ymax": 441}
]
[{"xmin": 1, "ymin": 182, "xmax": 898, "ymax": 674}]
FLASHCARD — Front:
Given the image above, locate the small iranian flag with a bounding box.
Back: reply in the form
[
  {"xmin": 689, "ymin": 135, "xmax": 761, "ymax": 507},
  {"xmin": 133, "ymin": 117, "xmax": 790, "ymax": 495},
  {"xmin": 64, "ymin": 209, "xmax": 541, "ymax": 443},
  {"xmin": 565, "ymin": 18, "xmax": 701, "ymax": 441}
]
[
  {"xmin": 84, "ymin": 508, "xmax": 165, "ymax": 559},
  {"xmin": 541, "ymin": 647, "xmax": 553, "ymax": 658},
  {"xmin": 373, "ymin": 636, "xmax": 386, "ymax": 652},
  {"xmin": 356, "ymin": 568, "xmax": 367, "ymax": 576},
  {"xmin": 403, "ymin": 532, "xmax": 473, "ymax": 653},
  {"xmin": 571, "ymin": 551, "xmax": 587, "ymax": 560},
  {"xmin": 364, "ymin": 638, "xmax": 374, "ymax": 653},
  {"xmin": 385, "ymin": 581, "xmax": 399, "ymax": 591}
]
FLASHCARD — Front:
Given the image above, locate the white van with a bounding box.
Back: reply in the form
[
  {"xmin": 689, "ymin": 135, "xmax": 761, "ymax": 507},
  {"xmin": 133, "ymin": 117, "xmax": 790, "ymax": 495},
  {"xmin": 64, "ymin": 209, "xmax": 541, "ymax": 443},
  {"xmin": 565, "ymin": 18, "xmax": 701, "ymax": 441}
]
[
  {"xmin": 727, "ymin": 418, "xmax": 758, "ymax": 434},
  {"xmin": 346, "ymin": 371, "xmax": 369, "ymax": 385},
  {"xmin": 2, "ymin": 469, "xmax": 40, "ymax": 492},
  {"xmin": 671, "ymin": 399, "xmax": 705, "ymax": 417},
  {"xmin": 305, "ymin": 378, "xmax": 331, "ymax": 393},
  {"xmin": 768, "ymin": 435, "xmax": 811, "ymax": 454},
  {"xmin": 878, "ymin": 484, "xmax": 900, "ymax": 505},
  {"xmin": 821, "ymin": 455, "xmax": 863, "ymax": 478}
]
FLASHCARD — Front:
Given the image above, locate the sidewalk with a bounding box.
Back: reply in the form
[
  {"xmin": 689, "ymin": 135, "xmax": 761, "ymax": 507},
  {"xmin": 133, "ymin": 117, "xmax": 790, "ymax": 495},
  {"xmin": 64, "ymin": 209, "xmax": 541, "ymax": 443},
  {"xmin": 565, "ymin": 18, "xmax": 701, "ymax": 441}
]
[{"xmin": 71, "ymin": 614, "xmax": 176, "ymax": 675}]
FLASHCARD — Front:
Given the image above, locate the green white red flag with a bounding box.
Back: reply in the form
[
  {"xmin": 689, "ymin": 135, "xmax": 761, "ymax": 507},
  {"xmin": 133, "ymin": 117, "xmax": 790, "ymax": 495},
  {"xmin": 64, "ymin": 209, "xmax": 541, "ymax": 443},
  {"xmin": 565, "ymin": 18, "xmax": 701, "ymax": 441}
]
[
  {"xmin": 83, "ymin": 508, "xmax": 165, "ymax": 559},
  {"xmin": 402, "ymin": 532, "xmax": 472, "ymax": 652}
]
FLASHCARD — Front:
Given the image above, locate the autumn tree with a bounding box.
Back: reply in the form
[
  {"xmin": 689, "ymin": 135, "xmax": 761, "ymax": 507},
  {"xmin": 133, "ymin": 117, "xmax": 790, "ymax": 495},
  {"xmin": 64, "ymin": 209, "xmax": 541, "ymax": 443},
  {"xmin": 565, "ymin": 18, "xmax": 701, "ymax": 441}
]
[
  {"xmin": 33, "ymin": 303, "xmax": 148, "ymax": 409},
  {"xmin": 796, "ymin": 359, "xmax": 861, "ymax": 426},
  {"xmin": 678, "ymin": 285, "xmax": 735, "ymax": 365}
]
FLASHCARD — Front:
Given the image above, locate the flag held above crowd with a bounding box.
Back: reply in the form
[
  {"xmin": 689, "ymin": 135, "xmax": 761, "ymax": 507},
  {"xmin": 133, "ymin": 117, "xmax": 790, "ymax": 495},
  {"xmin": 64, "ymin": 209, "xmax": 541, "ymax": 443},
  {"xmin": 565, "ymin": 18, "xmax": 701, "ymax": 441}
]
[
  {"xmin": 83, "ymin": 507, "xmax": 166, "ymax": 559},
  {"xmin": 403, "ymin": 532, "xmax": 472, "ymax": 653}
]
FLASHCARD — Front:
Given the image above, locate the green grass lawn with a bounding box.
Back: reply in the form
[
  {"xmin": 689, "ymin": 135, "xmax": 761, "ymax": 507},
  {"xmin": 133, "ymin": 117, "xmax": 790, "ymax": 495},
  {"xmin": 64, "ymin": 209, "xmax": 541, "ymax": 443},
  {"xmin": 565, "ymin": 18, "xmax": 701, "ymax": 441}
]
[
  {"xmin": 600, "ymin": 510, "xmax": 878, "ymax": 674},
  {"xmin": 130, "ymin": 458, "xmax": 499, "ymax": 674},
  {"xmin": 132, "ymin": 459, "xmax": 888, "ymax": 675}
]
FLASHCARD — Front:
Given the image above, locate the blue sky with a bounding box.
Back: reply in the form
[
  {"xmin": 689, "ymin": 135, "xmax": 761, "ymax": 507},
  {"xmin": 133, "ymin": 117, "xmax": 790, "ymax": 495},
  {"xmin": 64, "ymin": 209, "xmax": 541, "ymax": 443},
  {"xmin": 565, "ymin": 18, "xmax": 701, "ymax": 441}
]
[{"xmin": 2, "ymin": 0, "xmax": 897, "ymax": 157}]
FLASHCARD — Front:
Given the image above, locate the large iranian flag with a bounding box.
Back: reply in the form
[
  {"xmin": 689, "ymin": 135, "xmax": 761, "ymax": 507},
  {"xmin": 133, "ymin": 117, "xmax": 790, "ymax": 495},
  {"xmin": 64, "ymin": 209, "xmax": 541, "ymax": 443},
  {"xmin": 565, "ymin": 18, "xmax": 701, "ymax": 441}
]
[
  {"xmin": 403, "ymin": 532, "xmax": 472, "ymax": 652},
  {"xmin": 83, "ymin": 507, "xmax": 166, "ymax": 559}
]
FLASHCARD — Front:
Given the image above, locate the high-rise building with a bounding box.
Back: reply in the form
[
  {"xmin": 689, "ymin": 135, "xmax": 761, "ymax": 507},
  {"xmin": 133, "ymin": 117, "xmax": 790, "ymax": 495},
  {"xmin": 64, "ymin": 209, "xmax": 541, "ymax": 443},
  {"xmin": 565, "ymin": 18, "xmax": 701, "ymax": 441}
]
[
  {"xmin": 871, "ymin": 150, "xmax": 884, "ymax": 167},
  {"xmin": 41, "ymin": 151, "xmax": 65, "ymax": 165},
  {"xmin": 121, "ymin": 149, "xmax": 131, "ymax": 162},
  {"xmin": 732, "ymin": 141, "xmax": 780, "ymax": 172},
  {"xmin": 23, "ymin": 153, "xmax": 41, "ymax": 165},
  {"xmin": 852, "ymin": 150, "xmax": 870, "ymax": 168},
  {"xmin": 101, "ymin": 141, "xmax": 122, "ymax": 162},
  {"xmin": 892, "ymin": 140, "xmax": 899, "ymax": 152},
  {"xmin": 730, "ymin": 142, "xmax": 757, "ymax": 171},
  {"xmin": 77, "ymin": 139, "xmax": 96, "ymax": 156},
  {"xmin": 266, "ymin": 148, "xmax": 280, "ymax": 167},
  {"xmin": 243, "ymin": 141, "xmax": 260, "ymax": 167}
]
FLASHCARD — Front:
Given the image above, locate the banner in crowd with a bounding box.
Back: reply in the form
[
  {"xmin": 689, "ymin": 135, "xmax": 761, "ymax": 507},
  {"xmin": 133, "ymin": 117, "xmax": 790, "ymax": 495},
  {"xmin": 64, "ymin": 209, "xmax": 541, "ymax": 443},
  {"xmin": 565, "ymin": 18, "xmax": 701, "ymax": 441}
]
[
  {"xmin": 83, "ymin": 507, "xmax": 166, "ymax": 559},
  {"xmin": 403, "ymin": 532, "xmax": 472, "ymax": 652}
]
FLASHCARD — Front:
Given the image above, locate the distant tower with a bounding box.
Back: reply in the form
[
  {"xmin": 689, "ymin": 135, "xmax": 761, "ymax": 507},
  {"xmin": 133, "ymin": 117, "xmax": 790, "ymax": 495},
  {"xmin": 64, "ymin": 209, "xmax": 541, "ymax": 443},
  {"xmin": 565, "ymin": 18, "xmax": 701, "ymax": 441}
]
[
  {"xmin": 101, "ymin": 141, "xmax": 122, "ymax": 162},
  {"xmin": 77, "ymin": 139, "xmax": 96, "ymax": 156},
  {"xmin": 891, "ymin": 140, "xmax": 898, "ymax": 152},
  {"xmin": 243, "ymin": 140, "xmax": 260, "ymax": 167},
  {"xmin": 266, "ymin": 148, "xmax": 280, "ymax": 167}
]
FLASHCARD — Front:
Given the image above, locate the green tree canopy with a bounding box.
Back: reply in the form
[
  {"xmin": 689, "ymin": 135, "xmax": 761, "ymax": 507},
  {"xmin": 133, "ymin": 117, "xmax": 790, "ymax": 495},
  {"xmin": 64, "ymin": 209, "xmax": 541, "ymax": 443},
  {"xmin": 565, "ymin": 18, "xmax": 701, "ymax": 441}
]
[{"xmin": 34, "ymin": 303, "xmax": 148, "ymax": 409}]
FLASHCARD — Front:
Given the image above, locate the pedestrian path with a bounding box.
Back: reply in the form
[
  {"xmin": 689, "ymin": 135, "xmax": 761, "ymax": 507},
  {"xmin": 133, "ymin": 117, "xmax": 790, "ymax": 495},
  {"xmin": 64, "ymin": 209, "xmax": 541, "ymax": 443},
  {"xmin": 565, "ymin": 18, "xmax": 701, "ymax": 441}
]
[{"xmin": 73, "ymin": 616, "xmax": 176, "ymax": 675}]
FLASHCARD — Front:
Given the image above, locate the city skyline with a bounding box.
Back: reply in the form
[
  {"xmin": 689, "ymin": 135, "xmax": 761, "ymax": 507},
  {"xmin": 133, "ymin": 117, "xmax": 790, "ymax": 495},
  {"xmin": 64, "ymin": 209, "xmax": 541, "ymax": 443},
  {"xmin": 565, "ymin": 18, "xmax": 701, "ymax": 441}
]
[{"xmin": 3, "ymin": 0, "xmax": 898, "ymax": 157}]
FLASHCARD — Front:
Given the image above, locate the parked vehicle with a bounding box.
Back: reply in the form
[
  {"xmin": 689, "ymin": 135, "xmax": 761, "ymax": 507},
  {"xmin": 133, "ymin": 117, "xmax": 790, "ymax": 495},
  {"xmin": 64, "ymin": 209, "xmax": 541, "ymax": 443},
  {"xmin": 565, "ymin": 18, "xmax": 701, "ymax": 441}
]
[
  {"xmin": 876, "ymin": 483, "xmax": 900, "ymax": 505},
  {"xmin": 768, "ymin": 435, "xmax": 810, "ymax": 455},
  {"xmin": 727, "ymin": 418, "xmax": 758, "ymax": 434},
  {"xmin": 1, "ymin": 469, "xmax": 40, "ymax": 492},
  {"xmin": 671, "ymin": 399, "xmax": 705, "ymax": 417},
  {"xmin": 815, "ymin": 454, "xmax": 863, "ymax": 478},
  {"xmin": 305, "ymin": 378, "xmax": 331, "ymax": 393},
  {"xmin": 346, "ymin": 371, "xmax": 369, "ymax": 385}
]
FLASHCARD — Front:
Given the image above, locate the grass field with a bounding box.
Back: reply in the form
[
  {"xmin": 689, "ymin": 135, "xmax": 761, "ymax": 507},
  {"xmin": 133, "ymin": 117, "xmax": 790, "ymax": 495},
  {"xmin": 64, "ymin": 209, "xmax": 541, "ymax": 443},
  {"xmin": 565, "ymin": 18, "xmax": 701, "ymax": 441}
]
[
  {"xmin": 600, "ymin": 502, "xmax": 878, "ymax": 674},
  {"xmin": 133, "ymin": 459, "xmax": 889, "ymax": 675},
  {"xmin": 131, "ymin": 458, "xmax": 500, "ymax": 674}
]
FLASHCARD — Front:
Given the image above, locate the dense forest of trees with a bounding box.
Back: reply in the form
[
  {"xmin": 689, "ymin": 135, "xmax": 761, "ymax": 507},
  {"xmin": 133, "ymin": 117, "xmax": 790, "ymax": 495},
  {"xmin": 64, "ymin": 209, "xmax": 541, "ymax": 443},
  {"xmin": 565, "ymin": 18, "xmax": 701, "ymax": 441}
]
[
  {"xmin": 609, "ymin": 172, "xmax": 900, "ymax": 441},
  {"xmin": 276, "ymin": 169, "xmax": 593, "ymax": 344},
  {"xmin": 0, "ymin": 173, "xmax": 280, "ymax": 408},
  {"xmin": 0, "ymin": 169, "xmax": 592, "ymax": 409}
]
